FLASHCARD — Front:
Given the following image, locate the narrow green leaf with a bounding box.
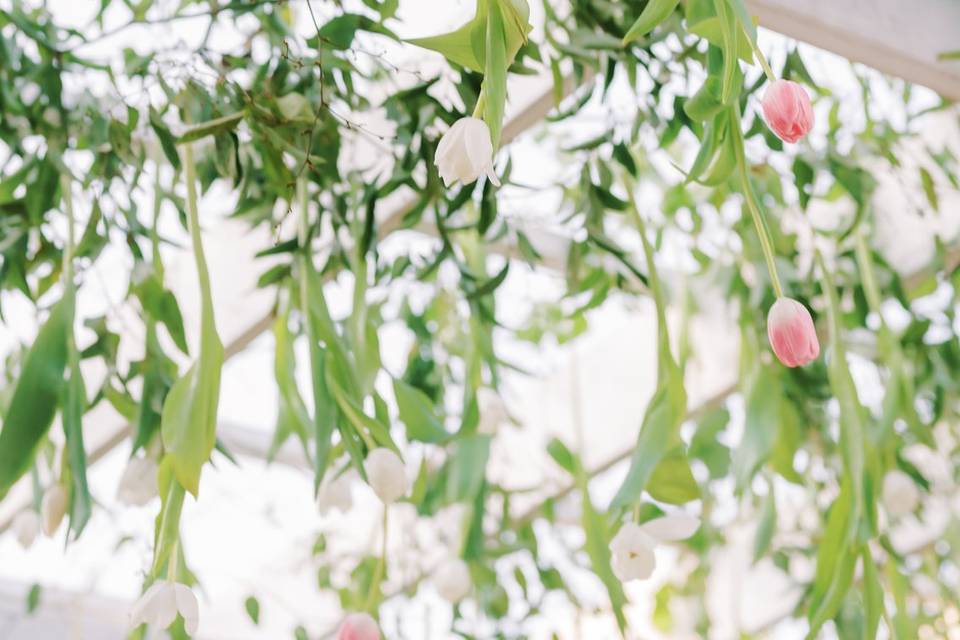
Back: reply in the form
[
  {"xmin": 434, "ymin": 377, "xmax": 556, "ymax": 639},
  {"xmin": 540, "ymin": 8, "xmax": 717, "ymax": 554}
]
[
  {"xmin": 622, "ymin": 0, "xmax": 680, "ymax": 45},
  {"xmin": 393, "ymin": 379, "xmax": 448, "ymax": 443},
  {"xmin": 446, "ymin": 434, "xmax": 491, "ymax": 502},
  {"xmin": 177, "ymin": 112, "xmax": 244, "ymax": 144},
  {"xmin": 160, "ymin": 146, "xmax": 224, "ymax": 497},
  {"xmin": 0, "ymin": 298, "xmax": 71, "ymax": 498},
  {"xmin": 752, "ymin": 488, "xmax": 777, "ymax": 563},
  {"xmin": 484, "ymin": 0, "xmax": 508, "ymax": 150}
]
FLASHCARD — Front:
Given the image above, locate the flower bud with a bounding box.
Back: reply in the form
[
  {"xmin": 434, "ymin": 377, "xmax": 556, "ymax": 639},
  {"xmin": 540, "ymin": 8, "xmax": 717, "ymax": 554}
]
[
  {"xmin": 12, "ymin": 510, "xmax": 41, "ymax": 548},
  {"xmin": 434, "ymin": 558, "xmax": 471, "ymax": 602},
  {"xmin": 317, "ymin": 470, "xmax": 355, "ymax": 515},
  {"xmin": 364, "ymin": 449, "xmax": 408, "ymax": 504},
  {"xmin": 761, "ymin": 79, "xmax": 814, "ymax": 143},
  {"xmin": 129, "ymin": 581, "xmax": 199, "ymax": 636},
  {"xmin": 336, "ymin": 612, "xmax": 380, "ymax": 640},
  {"xmin": 767, "ymin": 297, "xmax": 820, "ymax": 367},
  {"xmin": 117, "ymin": 456, "xmax": 159, "ymax": 507},
  {"xmin": 882, "ymin": 470, "xmax": 919, "ymax": 518},
  {"xmin": 41, "ymin": 484, "xmax": 68, "ymax": 537},
  {"xmin": 434, "ymin": 117, "xmax": 500, "ymax": 188}
]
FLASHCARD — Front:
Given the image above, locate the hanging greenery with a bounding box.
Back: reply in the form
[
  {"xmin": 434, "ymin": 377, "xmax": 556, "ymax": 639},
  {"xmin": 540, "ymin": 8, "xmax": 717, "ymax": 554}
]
[{"xmin": 0, "ymin": 0, "xmax": 958, "ymax": 638}]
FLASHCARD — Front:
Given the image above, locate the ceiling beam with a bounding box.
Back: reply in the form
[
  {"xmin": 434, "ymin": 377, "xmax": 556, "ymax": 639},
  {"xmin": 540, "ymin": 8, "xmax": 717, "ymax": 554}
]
[{"xmin": 748, "ymin": 0, "xmax": 960, "ymax": 100}]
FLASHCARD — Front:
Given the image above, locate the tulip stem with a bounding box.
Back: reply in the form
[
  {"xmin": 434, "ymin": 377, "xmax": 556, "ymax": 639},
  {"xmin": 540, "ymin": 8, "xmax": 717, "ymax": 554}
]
[
  {"xmin": 730, "ymin": 107, "xmax": 784, "ymax": 299},
  {"xmin": 472, "ymin": 90, "xmax": 487, "ymax": 119},
  {"xmin": 365, "ymin": 505, "xmax": 389, "ymax": 613},
  {"xmin": 749, "ymin": 39, "xmax": 777, "ymax": 84}
]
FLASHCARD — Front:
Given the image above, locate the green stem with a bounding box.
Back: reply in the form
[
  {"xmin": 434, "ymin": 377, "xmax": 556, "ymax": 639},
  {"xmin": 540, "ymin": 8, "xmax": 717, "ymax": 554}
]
[
  {"xmin": 182, "ymin": 144, "xmax": 215, "ymax": 318},
  {"xmin": 750, "ymin": 40, "xmax": 777, "ymax": 84},
  {"xmin": 60, "ymin": 175, "xmax": 76, "ymax": 291},
  {"xmin": 365, "ymin": 505, "xmax": 389, "ymax": 613},
  {"xmin": 730, "ymin": 108, "xmax": 784, "ymax": 298},
  {"xmin": 472, "ymin": 89, "xmax": 487, "ymax": 119},
  {"xmin": 854, "ymin": 232, "xmax": 883, "ymax": 314}
]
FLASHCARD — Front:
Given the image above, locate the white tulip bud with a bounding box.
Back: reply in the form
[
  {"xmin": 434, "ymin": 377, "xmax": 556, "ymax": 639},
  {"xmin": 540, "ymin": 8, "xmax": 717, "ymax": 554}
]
[
  {"xmin": 117, "ymin": 456, "xmax": 159, "ymax": 507},
  {"xmin": 41, "ymin": 484, "xmax": 68, "ymax": 537},
  {"xmin": 434, "ymin": 117, "xmax": 500, "ymax": 188},
  {"xmin": 317, "ymin": 470, "xmax": 355, "ymax": 515},
  {"xmin": 882, "ymin": 470, "xmax": 919, "ymax": 518},
  {"xmin": 129, "ymin": 581, "xmax": 199, "ymax": 636},
  {"xmin": 11, "ymin": 510, "xmax": 41, "ymax": 548},
  {"xmin": 609, "ymin": 522, "xmax": 657, "ymax": 582},
  {"xmin": 433, "ymin": 558, "xmax": 471, "ymax": 602},
  {"xmin": 364, "ymin": 449, "xmax": 408, "ymax": 504},
  {"xmin": 609, "ymin": 514, "xmax": 700, "ymax": 583}
]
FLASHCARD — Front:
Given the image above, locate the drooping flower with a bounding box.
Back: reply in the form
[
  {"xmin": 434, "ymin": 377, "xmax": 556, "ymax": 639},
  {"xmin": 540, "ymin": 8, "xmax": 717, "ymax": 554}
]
[
  {"xmin": 12, "ymin": 510, "xmax": 41, "ymax": 548},
  {"xmin": 129, "ymin": 581, "xmax": 199, "ymax": 636},
  {"xmin": 882, "ymin": 470, "xmax": 919, "ymax": 518},
  {"xmin": 609, "ymin": 513, "xmax": 700, "ymax": 582},
  {"xmin": 433, "ymin": 558, "xmax": 471, "ymax": 602},
  {"xmin": 117, "ymin": 455, "xmax": 159, "ymax": 507},
  {"xmin": 761, "ymin": 79, "xmax": 814, "ymax": 143},
  {"xmin": 364, "ymin": 449, "xmax": 408, "ymax": 504},
  {"xmin": 434, "ymin": 117, "xmax": 500, "ymax": 188},
  {"xmin": 41, "ymin": 484, "xmax": 68, "ymax": 537},
  {"xmin": 767, "ymin": 297, "xmax": 820, "ymax": 368},
  {"xmin": 317, "ymin": 470, "xmax": 355, "ymax": 515},
  {"xmin": 336, "ymin": 612, "xmax": 380, "ymax": 640}
]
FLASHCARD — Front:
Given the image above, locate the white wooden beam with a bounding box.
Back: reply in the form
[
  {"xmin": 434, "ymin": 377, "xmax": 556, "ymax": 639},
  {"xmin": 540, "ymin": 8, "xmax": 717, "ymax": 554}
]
[{"xmin": 748, "ymin": 0, "xmax": 960, "ymax": 100}]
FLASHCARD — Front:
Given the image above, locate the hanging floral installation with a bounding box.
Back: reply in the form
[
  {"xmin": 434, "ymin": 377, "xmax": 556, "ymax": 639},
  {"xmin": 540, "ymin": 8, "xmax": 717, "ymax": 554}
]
[{"xmin": 0, "ymin": 0, "xmax": 958, "ymax": 638}]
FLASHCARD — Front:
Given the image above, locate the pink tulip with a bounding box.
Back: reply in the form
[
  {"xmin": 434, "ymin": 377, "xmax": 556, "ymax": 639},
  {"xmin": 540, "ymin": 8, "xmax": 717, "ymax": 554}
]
[
  {"xmin": 761, "ymin": 80, "xmax": 814, "ymax": 143},
  {"xmin": 767, "ymin": 297, "xmax": 820, "ymax": 367},
  {"xmin": 336, "ymin": 613, "xmax": 380, "ymax": 640}
]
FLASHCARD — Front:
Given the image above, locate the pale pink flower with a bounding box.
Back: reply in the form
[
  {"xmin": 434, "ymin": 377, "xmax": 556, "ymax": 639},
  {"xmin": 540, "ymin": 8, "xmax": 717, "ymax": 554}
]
[
  {"xmin": 336, "ymin": 612, "xmax": 380, "ymax": 640},
  {"xmin": 762, "ymin": 79, "xmax": 814, "ymax": 143},
  {"xmin": 767, "ymin": 297, "xmax": 820, "ymax": 367}
]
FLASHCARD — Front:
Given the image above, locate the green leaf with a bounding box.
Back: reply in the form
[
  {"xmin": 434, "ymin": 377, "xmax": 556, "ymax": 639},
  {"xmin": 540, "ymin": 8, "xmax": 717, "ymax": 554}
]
[
  {"xmin": 862, "ymin": 548, "xmax": 883, "ymax": 640},
  {"xmin": 622, "ymin": 0, "xmax": 680, "ymax": 45},
  {"xmin": 149, "ymin": 107, "xmax": 181, "ymax": 170},
  {"xmin": 580, "ymin": 479, "xmax": 628, "ymax": 634},
  {"xmin": 406, "ymin": 0, "xmax": 530, "ymax": 75},
  {"xmin": 686, "ymin": 0, "xmax": 753, "ymax": 61},
  {"xmin": 0, "ymin": 297, "xmax": 71, "ymax": 499},
  {"xmin": 752, "ymin": 488, "xmax": 777, "ymax": 563},
  {"xmin": 177, "ymin": 112, "xmax": 244, "ymax": 144},
  {"xmin": 609, "ymin": 374, "xmax": 687, "ymax": 510},
  {"xmin": 919, "ymin": 167, "xmax": 938, "ymax": 211},
  {"xmin": 446, "ymin": 434, "xmax": 491, "ymax": 502},
  {"xmin": 62, "ymin": 330, "xmax": 91, "ymax": 538},
  {"xmin": 684, "ymin": 77, "xmax": 724, "ymax": 122},
  {"xmin": 26, "ymin": 584, "xmax": 41, "ymax": 613},
  {"xmin": 732, "ymin": 367, "xmax": 781, "ymax": 489},
  {"xmin": 646, "ymin": 451, "xmax": 699, "ymax": 504},
  {"xmin": 484, "ymin": 0, "xmax": 508, "ymax": 150},
  {"xmin": 244, "ymin": 595, "xmax": 260, "ymax": 625},
  {"xmin": 393, "ymin": 379, "xmax": 448, "ymax": 443},
  {"xmin": 160, "ymin": 147, "xmax": 224, "ymax": 497}
]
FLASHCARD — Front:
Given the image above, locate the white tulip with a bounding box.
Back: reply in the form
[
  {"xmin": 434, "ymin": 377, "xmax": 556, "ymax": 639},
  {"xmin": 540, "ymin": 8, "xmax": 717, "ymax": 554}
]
[
  {"xmin": 129, "ymin": 581, "xmax": 199, "ymax": 636},
  {"xmin": 317, "ymin": 470, "xmax": 355, "ymax": 515},
  {"xmin": 365, "ymin": 449, "xmax": 408, "ymax": 504},
  {"xmin": 883, "ymin": 470, "xmax": 919, "ymax": 518},
  {"xmin": 11, "ymin": 510, "xmax": 41, "ymax": 548},
  {"xmin": 477, "ymin": 387, "xmax": 508, "ymax": 435},
  {"xmin": 434, "ymin": 117, "xmax": 500, "ymax": 188},
  {"xmin": 434, "ymin": 558, "xmax": 471, "ymax": 602},
  {"xmin": 117, "ymin": 456, "xmax": 159, "ymax": 507},
  {"xmin": 608, "ymin": 513, "xmax": 700, "ymax": 582},
  {"xmin": 41, "ymin": 484, "xmax": 68, "ymax": 537}
]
